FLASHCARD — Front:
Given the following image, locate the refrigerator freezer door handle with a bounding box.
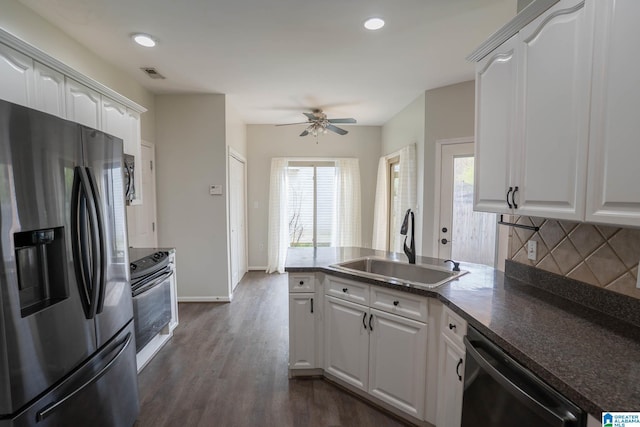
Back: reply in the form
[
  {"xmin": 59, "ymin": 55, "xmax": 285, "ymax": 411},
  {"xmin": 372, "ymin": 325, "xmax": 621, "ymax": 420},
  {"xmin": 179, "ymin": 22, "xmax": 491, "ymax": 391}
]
[
  {"xmin": 85, "ymin": 167, "xmax": 107, "ymax": 314},
  {"xmin": 35, "ymin": 332, "xmax": 133, "ymax": 422},
  {"xmin": 78, "ymin": 167, "xmax": 100, "ymax": 319}
]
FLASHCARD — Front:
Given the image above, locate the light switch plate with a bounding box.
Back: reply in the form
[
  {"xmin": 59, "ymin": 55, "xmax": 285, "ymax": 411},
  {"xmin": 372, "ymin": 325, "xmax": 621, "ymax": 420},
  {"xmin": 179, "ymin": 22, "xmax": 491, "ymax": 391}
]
[
  {"xmin": 527, "ymin": 240, "xmax": 537, "ymax": 261},
  {"xmin": 209, "ymin": 184, "xmax": 223, "ymax": 195}
]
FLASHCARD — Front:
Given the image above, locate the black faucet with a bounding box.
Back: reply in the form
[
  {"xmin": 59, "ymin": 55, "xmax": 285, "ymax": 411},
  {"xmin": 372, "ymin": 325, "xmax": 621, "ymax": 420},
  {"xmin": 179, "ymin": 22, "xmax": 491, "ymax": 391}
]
[
  {"xmin": 444, "ymin": 259, "xmax": 460, "ymax": 272},
  {"xmin": 400, "ymin": 208, "xmax": 415, "ymax": 264}
]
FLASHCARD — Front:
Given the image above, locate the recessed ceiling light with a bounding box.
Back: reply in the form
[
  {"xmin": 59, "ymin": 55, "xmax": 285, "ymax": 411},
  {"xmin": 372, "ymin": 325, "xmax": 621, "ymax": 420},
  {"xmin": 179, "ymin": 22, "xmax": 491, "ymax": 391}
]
[
  {"xmin": 132, "ymin": 33, "xmax": 156, "ymax": 47},
  {"xmin": 364, "ymin": 18, "xmax": 385, "ymax": 31}
]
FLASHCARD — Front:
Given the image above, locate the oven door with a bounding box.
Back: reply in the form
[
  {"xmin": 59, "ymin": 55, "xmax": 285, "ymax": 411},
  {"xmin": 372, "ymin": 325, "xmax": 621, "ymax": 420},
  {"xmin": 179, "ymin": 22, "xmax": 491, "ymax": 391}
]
[
  {"xmin": 461, "ymin": 327, "xmax": 585, "ymax": 427},
  {"xmin": 132, "ymin": 270, "xmax": 173, "ymax": 352}
]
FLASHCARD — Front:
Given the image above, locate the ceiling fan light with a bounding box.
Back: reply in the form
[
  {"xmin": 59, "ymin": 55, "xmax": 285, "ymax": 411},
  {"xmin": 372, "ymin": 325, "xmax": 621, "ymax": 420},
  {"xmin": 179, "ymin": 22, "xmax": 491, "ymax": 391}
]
[
  {"xmin": 364, "ymin": 18, "xmax": 385, "ymax": 31},
  {"xmin": 132, "ymin": 33, "xmax": 156, "ymax": 47}
]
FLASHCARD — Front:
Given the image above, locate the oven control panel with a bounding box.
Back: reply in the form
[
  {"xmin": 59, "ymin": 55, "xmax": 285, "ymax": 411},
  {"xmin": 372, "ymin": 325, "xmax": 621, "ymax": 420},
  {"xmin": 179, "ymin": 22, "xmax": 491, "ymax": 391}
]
[{"xmin": 130, "ymin": 251, "xmax": 169, "ymax": 280}]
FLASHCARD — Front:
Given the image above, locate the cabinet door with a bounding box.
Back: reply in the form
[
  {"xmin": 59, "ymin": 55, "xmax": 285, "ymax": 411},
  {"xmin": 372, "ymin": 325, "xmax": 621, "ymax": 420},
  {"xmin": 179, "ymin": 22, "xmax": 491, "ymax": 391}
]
[
  {"xmin": 101, "ymin": 97, "xmax": 128, "ymax": 141},
  {"xmin": 436, "ymin": 334, "xmax": 465, "ymax": 427},
  {"xmin": 65, "ymin": 78, "xmax": 101, "ymax": 129},
  {"xmin": 368, "ymin": 309, "xmax": 427, "ymax": 419},
  {"xmin": 289, "ymin": 293, "xmax": 316, "ymax": 370},
  {"xmin": 33, "ymin": 62, "xmax": 65, "ymax": 117},
  {"xmin": 324, "ymin": 296, "xmax": 369, "ymax": 391},
  {"xmin": 515, "ymin": 0, "xmax": 593, "ymax": 220},
  {"xmin": 586, "ymin": 0, "xmax": 640, "ymax": 226},
  {"xmin": 474, "ymin": 34, "xmax": 519, "ymax": 214},
  {"xmin": 0, "ymin": 43, "xmax": 34, "ymax": 107}
]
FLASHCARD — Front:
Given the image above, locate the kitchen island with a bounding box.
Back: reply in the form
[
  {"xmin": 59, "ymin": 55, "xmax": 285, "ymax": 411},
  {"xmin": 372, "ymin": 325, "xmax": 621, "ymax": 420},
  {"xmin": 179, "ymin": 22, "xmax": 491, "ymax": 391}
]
[{"xmin": 286, "ymin": 247, "xmax": 640, "ymax": 424}]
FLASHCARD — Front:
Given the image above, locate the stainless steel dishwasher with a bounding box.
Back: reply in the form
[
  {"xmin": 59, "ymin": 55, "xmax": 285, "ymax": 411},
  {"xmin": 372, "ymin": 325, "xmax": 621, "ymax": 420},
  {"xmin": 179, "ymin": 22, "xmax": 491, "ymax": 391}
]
[{"xmin": 461, "ymin": 326, "xmax": 586, "ymax": 427}]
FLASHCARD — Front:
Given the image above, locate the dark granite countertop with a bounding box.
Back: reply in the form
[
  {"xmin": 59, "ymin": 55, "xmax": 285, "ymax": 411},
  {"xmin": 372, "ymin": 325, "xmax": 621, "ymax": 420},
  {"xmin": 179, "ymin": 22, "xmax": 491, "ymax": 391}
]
[
  {"xmin": 285, "ymin": 246, "xmax": 640, "ymax": 417},
  {"xmin": 129, "ymin": 247, "xmax": 175, "ymax": 263}
]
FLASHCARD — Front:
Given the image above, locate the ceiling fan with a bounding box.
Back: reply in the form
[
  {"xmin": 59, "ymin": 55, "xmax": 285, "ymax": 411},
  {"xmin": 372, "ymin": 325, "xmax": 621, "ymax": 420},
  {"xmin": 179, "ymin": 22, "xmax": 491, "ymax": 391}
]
[{"xmin": 276, "ymin": 109, "xmax": 357, "ymax": 137}]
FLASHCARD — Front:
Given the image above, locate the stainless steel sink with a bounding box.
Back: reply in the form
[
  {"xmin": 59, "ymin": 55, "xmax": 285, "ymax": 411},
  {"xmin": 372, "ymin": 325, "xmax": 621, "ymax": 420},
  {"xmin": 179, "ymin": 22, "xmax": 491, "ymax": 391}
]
[{"xmin": 330, "ymin": 257, "xmax": 467, "ymax": 289}]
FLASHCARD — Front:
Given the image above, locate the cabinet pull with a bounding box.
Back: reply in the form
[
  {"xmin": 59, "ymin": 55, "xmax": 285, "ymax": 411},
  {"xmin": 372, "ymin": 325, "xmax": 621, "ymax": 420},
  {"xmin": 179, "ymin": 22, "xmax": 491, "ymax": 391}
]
[
  {"xmin": 449, "ymin": 323, "xmax": 456, "ymax": 331},
  {"xmin": 310, "ymin": 298, "xmax": 314, "ymax": 314},
  {"xmin": 299, "ymin": 280, "xmax": 304, "ymax": 286},
  {"xmin": 393, "ymin": 300, "xmax": 399, "ymax": 306},
  {"xmin": 342, "ymin": 288, "xmax": 348, "ymax": 293},
  {"xmin": 362, "ymin": 312, "xmax": 367, "ymax": 330},
  {"xmin": 512, "ymin": 186, "xmax": 519, "ymax": 209},
  {"xmin": 456, "ymin": 358, "xmax": 463, "ymax": 382},
  {"xmin": 369, "ymin": 314, "xmax": 374, "ymax": 331},
  {"xmin": 506, "ymin": 186, "xmax": 513, "ymax": 208}
]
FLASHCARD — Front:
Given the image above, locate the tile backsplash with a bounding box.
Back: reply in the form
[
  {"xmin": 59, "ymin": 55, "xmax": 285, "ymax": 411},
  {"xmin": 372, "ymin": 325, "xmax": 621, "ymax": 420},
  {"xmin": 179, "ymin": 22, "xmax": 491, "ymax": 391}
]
[{"xmin": 509, "ymin": 217, "xmax": 640, "ymax": 300}]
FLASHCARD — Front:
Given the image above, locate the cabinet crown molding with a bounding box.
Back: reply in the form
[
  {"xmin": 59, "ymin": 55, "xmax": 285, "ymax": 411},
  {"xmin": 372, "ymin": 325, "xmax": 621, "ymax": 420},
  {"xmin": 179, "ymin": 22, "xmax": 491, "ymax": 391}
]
[
  {"xmin": 0, "ymin": 28, "xmax": 147, "ymax": 113},
  {"xmin": 467, "ymin": 0, "xmax": 560, "ymax": 62}
]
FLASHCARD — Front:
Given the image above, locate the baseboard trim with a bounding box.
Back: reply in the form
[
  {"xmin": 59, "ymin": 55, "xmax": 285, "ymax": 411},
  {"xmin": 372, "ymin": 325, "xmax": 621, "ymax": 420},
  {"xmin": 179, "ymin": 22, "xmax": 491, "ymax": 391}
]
[
  {"xmin": 248, "ymin": 266, "xmax": 267, "ymax": 271},
  {"xmin": 178, "ymin": 296, "xmax": 230, "ymax": 303}
]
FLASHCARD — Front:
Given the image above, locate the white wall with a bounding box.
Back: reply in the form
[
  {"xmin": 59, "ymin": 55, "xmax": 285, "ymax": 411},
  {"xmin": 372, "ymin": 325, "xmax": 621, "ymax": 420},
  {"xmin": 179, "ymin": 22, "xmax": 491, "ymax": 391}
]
[
  {"xmin": 225, "ymin": 98, "xmax": 247, "ymax": 158},
  {"xmin": 247, "ymin": 125, "xmax": 382, "ymax": 268},
  {"xmin": 381, "ymin": 93, "xmax": 426, "ymax": 254},
  {"xmin": 0, "ymin": 0, "xmax": 155, "ymax": 142},
  {"xmin": 155, "ymin": 94, "xmax": 230, "ymax": 300},
  {"xmin": 422, "ymin": 81, "xmax": 475, "ymax": 256}
]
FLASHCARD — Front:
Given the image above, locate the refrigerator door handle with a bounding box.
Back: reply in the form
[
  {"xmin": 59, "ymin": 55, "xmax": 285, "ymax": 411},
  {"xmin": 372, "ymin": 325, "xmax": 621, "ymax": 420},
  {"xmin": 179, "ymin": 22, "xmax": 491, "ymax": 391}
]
[
  {"xmin": 35, "ymin": 332, "xmax": 133, "ymax": 422},
  {"xmin": 71, "ymin": 167, "xmax": 94, "ymax": 318},
  {"xmin": 85, "ymin": 167, "xmax": 107, "ymax": 314},
  {"xmin": 78, "ymin": 167, "xmax": 100, "ymax": 319}
]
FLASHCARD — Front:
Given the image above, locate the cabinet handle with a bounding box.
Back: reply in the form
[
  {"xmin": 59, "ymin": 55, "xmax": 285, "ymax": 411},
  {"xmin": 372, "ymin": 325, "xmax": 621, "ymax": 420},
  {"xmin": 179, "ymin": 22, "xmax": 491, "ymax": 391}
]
[
  {"xmin": 342, "ymin": 288, "xmax": 348, "ymax": 293},
  {"xmin": 512, "ymin": 186, "xmax": 519, "ymax": 209},
  {"xmin": 362, "ymin": 312, "xmax": 367, "ymax": 330},
  {"xmin": 449, "ymin": 323, "xmax": 456, "ymax": 331},
  {"xmin": 393, "ymin": 300, "xmax": 399, "ymax": 306},
  {"xmin": 506, "ymin": 186, "xmax": 513, "ymax": 209},
  {"xmin": 299, "ymin": 280, "xmax": 304, "ymax": 286},
  {"xmin": 310, "ymin": 298, "xmax": 314, "ymax": 314},
  {"xmin": 456, "ymin": 358, "xmax": 463, "ymax": 382},
  {"xmin": 369, "ymin": 314, "xmax": 374, "ymax": 331}
]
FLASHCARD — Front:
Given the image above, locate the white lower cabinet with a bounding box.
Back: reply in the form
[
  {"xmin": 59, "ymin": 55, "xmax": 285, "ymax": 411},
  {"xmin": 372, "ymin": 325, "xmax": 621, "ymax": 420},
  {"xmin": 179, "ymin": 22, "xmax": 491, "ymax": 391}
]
[
  {"xmin": 324, "ymin": 291, "xmax": 428, "ymax": 420},
  {"xmin": 436, "ymin": 306, "xmax": 468, "ymax": 427},
  {"xmin": 289, "ymin": 293, "xmax": 317, "ymax": 370},
  {"xmin": 368, "ymin": 308, "xmax": 427, "ymax": 419}
]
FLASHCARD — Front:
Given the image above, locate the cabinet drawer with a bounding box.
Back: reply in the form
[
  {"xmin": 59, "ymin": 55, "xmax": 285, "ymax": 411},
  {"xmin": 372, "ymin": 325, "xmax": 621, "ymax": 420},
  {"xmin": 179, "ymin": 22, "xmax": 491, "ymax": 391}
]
[
  {"xmin": 326, "ymin": 277, "xmax": 369, "ymax": 305},
  {"xmin": 442, "ymin": 305, "xmax": 467, "ymax": 346},
  {"xmin": 289, "ymin": 273, "xmax": 315, "ymax": 292},
  {"xmin": 370, "ymin": 286, "xmax": 428, "ymax": 323}
]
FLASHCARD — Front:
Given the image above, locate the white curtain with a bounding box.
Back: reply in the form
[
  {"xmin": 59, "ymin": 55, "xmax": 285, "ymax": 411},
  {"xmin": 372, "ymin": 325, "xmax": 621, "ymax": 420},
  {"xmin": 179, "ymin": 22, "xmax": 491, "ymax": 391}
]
[
  {"xmin": 372, "ymin": 157, "xmax": 389, "ymax": 250},
  {"xmin": 331, "ymin": 158, "xmax": 362, "ymax": 247},
  {"xmin": 266, "ymin": 158, "xmax": 289, "ymax": 273},
  {"xmin": 393, "ymin": 144, "xmax": 417, "ymax": 253}
]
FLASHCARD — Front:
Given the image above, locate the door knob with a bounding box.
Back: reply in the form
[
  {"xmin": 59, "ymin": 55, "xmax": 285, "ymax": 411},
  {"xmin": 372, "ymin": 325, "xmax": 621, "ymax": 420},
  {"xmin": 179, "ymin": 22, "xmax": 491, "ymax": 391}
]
[{"xmin": 441, "ymin": 238, "xmax": 448, "ymax": 245}]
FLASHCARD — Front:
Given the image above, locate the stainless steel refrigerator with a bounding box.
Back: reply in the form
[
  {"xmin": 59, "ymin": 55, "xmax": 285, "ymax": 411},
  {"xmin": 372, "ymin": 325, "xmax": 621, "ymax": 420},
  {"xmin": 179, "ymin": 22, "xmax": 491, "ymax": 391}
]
[{"xmin": 0, "ymin": 99, "xmax": 139, "ymax": 426}]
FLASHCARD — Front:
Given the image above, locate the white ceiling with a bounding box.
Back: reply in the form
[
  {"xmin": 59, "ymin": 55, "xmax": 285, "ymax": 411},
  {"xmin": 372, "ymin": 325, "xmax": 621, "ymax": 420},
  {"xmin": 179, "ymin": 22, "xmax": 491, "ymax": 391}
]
[{"xmin": 19, "ymin": 0, "xmax": 515, "ymax": 125}]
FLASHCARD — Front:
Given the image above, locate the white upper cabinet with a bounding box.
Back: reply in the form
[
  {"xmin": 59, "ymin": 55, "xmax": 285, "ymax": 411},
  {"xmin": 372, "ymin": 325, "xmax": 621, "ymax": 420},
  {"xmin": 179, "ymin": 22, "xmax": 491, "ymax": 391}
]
[
  {"xmin": 101, "ymin": 97, "xmax": 128, "ymax": 142},
  {"xmin": 65, "ymin": 79, "xmax": 101, "ymax": 129},
  {"xmin": 474, "ymin": 0, "xmax": 597, "ymax": 221},
  {"xmin": 0, "ymin": 44, "xmax": 34, "ymax": 107},
  {"xmin": 474, "ymin": 34, "xmax": 520, "ymax": 214},
  {"xmin": 33, "ymin": 62, "xmax": 65, "ymax": 117},
  {"xmin": 515, "ymin": 0, "xmax": 593, "ymax": 220},
  {"xmin": 586, "ymin": 0, "xmax": 640, "ymax": 226}
]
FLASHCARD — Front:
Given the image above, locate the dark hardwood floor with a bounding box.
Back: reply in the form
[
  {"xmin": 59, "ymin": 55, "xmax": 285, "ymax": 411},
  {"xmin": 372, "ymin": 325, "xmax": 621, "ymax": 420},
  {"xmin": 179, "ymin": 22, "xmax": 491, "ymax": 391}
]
[{"xmin": 135, "ymin": 271, "xmax": 407, "ymax": 427}]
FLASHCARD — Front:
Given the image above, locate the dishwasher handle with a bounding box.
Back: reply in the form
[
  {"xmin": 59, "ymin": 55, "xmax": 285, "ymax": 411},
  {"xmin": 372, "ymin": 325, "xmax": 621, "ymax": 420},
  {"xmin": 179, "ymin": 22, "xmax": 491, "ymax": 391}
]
[{"xmin": 463, "ymin": 335, "xmax": 579, "ymax": 427}]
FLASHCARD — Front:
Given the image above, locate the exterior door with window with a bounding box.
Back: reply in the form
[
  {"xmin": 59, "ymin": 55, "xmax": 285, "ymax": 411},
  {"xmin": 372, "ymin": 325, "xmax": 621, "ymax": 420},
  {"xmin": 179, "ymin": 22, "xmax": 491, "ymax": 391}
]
[{"xmin": 438, "ymin": 142, "xmax": 497, "ymax": 267}]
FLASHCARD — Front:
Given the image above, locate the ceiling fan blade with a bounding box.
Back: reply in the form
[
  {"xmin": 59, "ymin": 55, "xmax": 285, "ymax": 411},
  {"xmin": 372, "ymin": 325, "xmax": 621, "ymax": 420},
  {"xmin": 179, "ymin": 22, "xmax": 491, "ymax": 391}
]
[
  {"xmin": 300, "ymin": 129, "xmax": 310, "ymax": 137},
  {"xmin": 326, "ymin": 124, "xmax": 348, "ymax": 135},
  {"xmin": 328, "ymin": 118, "xmax": 357, "ymax": 124},
  {"xmin": 303, "ymin": 112, "xmax": 317, "ymax": 120},
  {"xmin": 276, "ymin": 122, "xmax": 310, "ymax": 126}
]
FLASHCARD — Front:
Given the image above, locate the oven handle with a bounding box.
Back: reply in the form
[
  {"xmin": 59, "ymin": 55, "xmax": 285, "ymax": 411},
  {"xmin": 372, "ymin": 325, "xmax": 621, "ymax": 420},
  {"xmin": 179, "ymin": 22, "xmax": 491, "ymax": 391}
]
[
  {"xmin": 132, "ymin": 270, "xmax": 173, "ymax": 297},
  {"xmin": 463, "ymin": 335, "xmax": 578, "ymax": 427}
]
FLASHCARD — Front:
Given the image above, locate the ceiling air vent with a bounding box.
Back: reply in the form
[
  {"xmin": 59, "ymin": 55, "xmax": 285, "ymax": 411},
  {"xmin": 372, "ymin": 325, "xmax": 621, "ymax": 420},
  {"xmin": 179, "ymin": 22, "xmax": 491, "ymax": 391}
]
[{"xmin": 140, "ymin": 67, "xmax": 166, "ymax": 79}]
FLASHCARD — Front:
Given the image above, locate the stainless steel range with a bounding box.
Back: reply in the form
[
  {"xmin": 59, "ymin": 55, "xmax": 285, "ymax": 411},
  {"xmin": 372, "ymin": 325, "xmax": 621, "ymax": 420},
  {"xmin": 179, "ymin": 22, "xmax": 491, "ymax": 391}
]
[{"xmin": 130, "ymin": 251, "xmax": 173, "ymax": 352}]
